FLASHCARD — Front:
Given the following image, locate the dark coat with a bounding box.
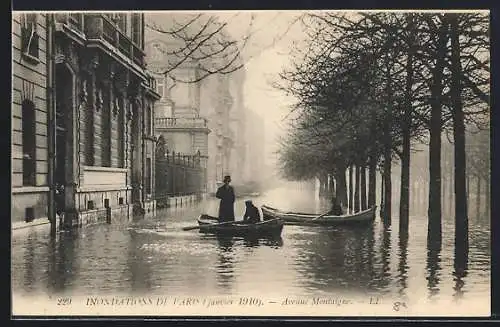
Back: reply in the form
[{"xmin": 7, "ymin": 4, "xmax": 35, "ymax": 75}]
[
  {"xmin": 243, "ymin": 205, "xmax": 260, "ymax": 223},
  {"xmin": 216, "ymin": 184, "xmax": 235, "ymax": 221}
]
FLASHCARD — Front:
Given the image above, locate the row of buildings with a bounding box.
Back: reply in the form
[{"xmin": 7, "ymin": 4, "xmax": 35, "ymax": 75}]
[
  {"xmin": 11, "ymin": 12, "xmax": 265, "ymax": 231},
  {"xmin": 144, "ymin": 13, "xmax": 265, "ymax": 195}
]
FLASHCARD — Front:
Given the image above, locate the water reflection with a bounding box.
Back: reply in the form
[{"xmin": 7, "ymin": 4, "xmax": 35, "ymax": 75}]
[
  {"xmin": 379, "ymin": 224, "xmax": 392, "ymax": 291},
  {"xmin": 426, "ymin": 235, "xmax": 442, "ymax": 299},
  {"xmin": 397, "ymin": 229, "xmax": 409, "ymax": 298},
  {"xmin": 10, "ymin": 185, "xmax": 490, "ymax": 306},
  {"xmin": 215, "ymin": 236, "xmax": 235, "ymax": 291},
  {"xmin": 47, "ymin": 232, "xmax": 79, "ymax": 293},
  {"xmin": 127, "ymin": 230, "xmax": 153, "ymax": 293},
  {"xmin": 288, "ymin": 224, "xmax": 382, "ymax": 294},
  {"xmin": 23, "ymin": 232, "xmax": 36, "ymax": 292},
  {"xmin": 453, "ymin": 244, "xmax": 468, "ymax": 301}
]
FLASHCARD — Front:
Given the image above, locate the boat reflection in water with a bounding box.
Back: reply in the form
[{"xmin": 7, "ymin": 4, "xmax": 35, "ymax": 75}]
[{"xmin": 206, "ymin": 234, "xmax": 284, "ymax": 249}]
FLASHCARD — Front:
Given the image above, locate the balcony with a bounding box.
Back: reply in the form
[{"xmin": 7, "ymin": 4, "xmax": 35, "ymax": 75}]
[
  {"xmin": 54, "ymin": 13, "xmax": 146, "ymax": 73},
  {"xmin": 86, "ymin": 14, "xmax": 145, "ymax": 68},
  {"xmin": 54, "ymin": 13, "xmax": 86, "ymax": 44},
  {"xmin": 156, "ymin": 117, "xmax": 209, "ymax": 131}
]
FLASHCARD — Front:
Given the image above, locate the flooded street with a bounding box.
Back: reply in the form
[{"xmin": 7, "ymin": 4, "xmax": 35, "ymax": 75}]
[{"xmin": 12, "ymin": 185, "xmax": 490, "ymax": 311}]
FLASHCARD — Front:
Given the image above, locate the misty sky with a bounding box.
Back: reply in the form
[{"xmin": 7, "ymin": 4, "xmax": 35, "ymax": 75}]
[{"xmin": 216, "ymin": 12, "xmax": 306, "ymax": 167}]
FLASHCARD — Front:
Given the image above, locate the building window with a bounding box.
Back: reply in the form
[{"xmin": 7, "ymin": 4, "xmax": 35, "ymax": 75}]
[
  {"xmin": 117, "ymin": 96, "xmax": 125, "ymax": 168},
  {"xmin": 84, "ymin": 79, "xmax": 94, "ymax": 166},
  {"xmin": 25, "ymin": 207, "xmax": 35, "ymax": 223},
  {"xmin": 22, "ymin": 100, "xmax": 37, "ymax": 186},
  {"xmin": 156, "ymin": 76, "xmax": 165, "ymax": 99},
  {"xmin": 68, "ymin": 13, "xmax": 83, "ymax": 30},
  {"xmin": 148, "ymin": 106, "xmax": 154, "ymax": 136},
  {"xmin": 101, "ymin": 87, "xmax": 111, "ymax": 167},
  {"xmin": 131, "ymin": 13, "xmax": 141, "ymax": 45},
  {"xmin": 144, "ymin": 105, "xmax": 151, "ymax": 136},
  {"xmin": 21, "ymin": 13, "xmax": 40, "ymax": 62},
  {"xmin": 145, "ymin": 158, "xmax": 152, "ymax": 195},
  {"xmin": 115, "ymin": 13, "xmax": 127, "ymax": 32}
]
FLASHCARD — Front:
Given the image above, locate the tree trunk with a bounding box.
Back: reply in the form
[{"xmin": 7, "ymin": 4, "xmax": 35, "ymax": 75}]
[
  {"xmin": 380, "ymin": 172, "xmax": 385, "ymax": 217},
  {"xmin": 442, "ymin": 174, "xmax": 447, "ymax": 216},
  {"xmin": 450, "ymin": 14, "xmax": 469, "ymax": 264},
  {"xmin": 466, "ymin": 175, "xmax": 470, "ymax": 214},
  {"xmin": 331, "ymin": 174, "xmax": 336, "ymax": 197},
  {"xmin": 383, "ymin": 57, "xmax": 393, "ymax": 225},
  {"xmin": 400, "ymin": 148, "xmax": 411, "ymax": 229},
  {"xmin": 318, "ymin": 175, "xmax": 324, "ymax": 196},
  {"xmin": 448, "ymin": 167, "xmax": 453, "ymax": 216},
  {"xmin": 486, "ymin": 176, "xmax": 490, "ymax": 218},
  {"xmin": 383, "ymin": 153, "xmax": 392, "ymax": 224},
  {"xmin": 355, "ymin": 165, "xmax": 361, "ymax": 212},
  {"xmin": 400, "ymin": 15, "xmax": 415, "ymax": 231},
  {"xmin": 361, "ymin": 164, "xmax": 367, "ymax": 211},
  {"xmin": 335, "ymin": 170, "xmax": 348, "ymax": 210},
  {"xmin": 476, "ymin": 175, "xmax": 481, "ymax": 219},
  {"xmin": 368, "ymin": 155, "xmax": 377, "ymax": 207},
  {"xmin": 349, "ymin": 165, "xmax": 354, "ymax": 213},
  {"xmin": 411, "ymin": 180, "xmax": 416, "ymax": 209},
  {"xmin": 427, "ymin": 17, "xmax": 448, "ymax": 241}
]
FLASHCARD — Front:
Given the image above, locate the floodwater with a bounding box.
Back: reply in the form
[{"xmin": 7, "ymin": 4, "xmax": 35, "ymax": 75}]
[{"xmin": 11, "ymin": 184, "xmax": 490, "ymax": 315}]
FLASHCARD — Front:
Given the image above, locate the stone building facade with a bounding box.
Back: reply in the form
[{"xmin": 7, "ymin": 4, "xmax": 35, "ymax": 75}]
[
  {"xmin": 143, "ymin": 13, "xmax": 254, "ymax": 195},
  {"xmin": 12, "ymin": 13, "xmax": 51, "ymax": 229},
  {"xmin": 11, "ymin": 12, "xmax": 160, "ymax": 231},
  {"xmin": 145, "ymin": 24, "xmax": 210, "ymax": 195},
  {"xmin": 226, "ymin": 68, "xmax": 248, "ymax": 187},
  {"xmin": 199, "ymin": 73, "xmax": 240, "ymax": 193}
]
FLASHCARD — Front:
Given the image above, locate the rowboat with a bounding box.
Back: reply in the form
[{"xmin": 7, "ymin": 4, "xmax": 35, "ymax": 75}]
[
  {"xmin": 261, "ymin": 205, "xmax": 376, "ymax": 226},
  {"xmin": 197, "ymin": 214, "xmax": 284, "ymax": 237}
]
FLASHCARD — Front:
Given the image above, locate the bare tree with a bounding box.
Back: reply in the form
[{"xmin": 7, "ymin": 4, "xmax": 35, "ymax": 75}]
[
  {"xmin": 275, "ymin": 11, "xmax": 489, "ymax": 241},
  {"xmin": 146, "ymin": 12, "xmax": 302, "ymax": 83}
]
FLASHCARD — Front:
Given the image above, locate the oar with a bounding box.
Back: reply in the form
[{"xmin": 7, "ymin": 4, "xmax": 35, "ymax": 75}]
[
  {"xmin": 182, "ymin": 220, "xmax": 236, "ymax": 231},
  {"xmin": 311, "ymin": 212, "xmax": 329, "ymax": 221}
]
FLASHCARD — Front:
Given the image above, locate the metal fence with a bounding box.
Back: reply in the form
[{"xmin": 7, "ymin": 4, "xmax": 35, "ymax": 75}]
[{"xmin": 155, "ymin": 150, "xmax": 203, "ymax": 208}]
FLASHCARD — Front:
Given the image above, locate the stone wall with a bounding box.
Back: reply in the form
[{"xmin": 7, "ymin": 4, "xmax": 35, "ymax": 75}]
[{"xmin": 12, "ymin": 13, "xmax": 50, "ymax": 223}]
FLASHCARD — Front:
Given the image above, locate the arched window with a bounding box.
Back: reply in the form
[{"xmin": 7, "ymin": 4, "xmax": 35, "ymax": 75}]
[{"xmin": 22, "ymin": 100, "xmax": 36, "ymax": 185}]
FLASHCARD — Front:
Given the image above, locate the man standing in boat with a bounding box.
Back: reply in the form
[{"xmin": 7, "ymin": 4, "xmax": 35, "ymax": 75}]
[{"xmin": 216, "ymin": 175, "xmax": 236, "ymax": 222}]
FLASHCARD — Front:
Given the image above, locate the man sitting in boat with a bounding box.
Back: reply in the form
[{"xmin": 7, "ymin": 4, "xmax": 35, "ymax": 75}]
[
  {"xmin": 216, "ymin": 175, "xmax": 236, "ymax": 222},
  {"xmin": 328, "ymin": 196, "xmax": 344, "ymax": 216},
  {"xmin": 243, "ymin": 200, "xmax": 261, "ymax": 223}
]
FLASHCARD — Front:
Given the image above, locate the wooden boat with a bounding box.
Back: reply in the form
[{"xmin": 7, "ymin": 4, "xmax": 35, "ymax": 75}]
[
  {"xmin": 261, "ymin": 205, "xmax": 376, "ymax": 226},
  {"xmin": 197, "ymin": 214, "xmax": 284, "ymax": 237}
]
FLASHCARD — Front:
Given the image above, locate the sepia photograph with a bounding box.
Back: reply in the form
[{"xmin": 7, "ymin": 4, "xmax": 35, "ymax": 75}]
[{"xmin": 11, "ymin": 9, "xmax": 491, "ymax": 317}]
